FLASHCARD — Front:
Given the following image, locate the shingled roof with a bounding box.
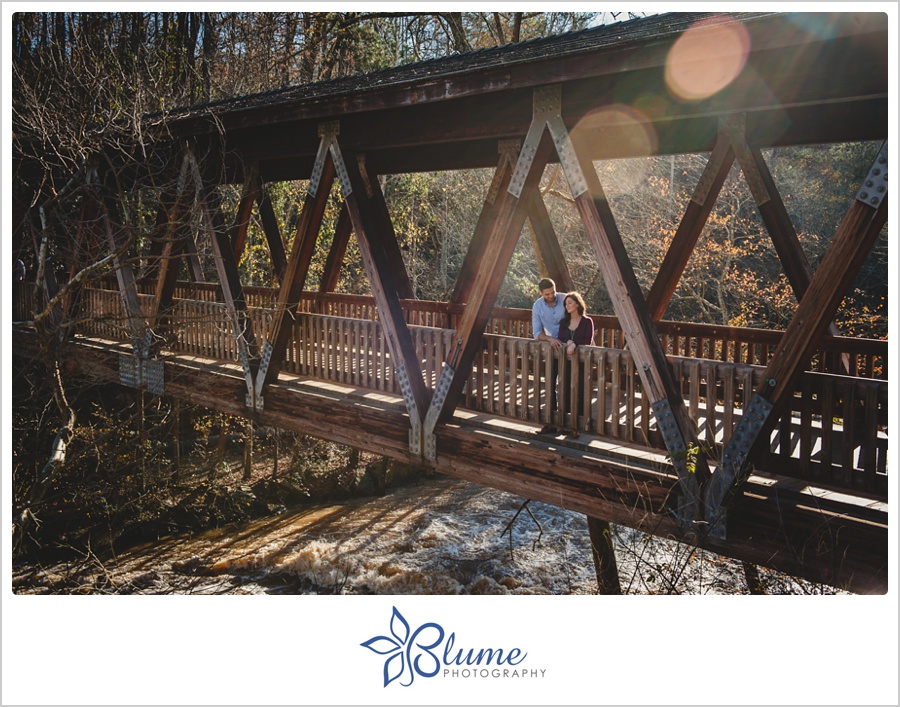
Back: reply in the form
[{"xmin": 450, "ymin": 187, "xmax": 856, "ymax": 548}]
[
  {"xmin": 159, "ymin": 12, "xmax": 769, "ymax": 122},
  {"xmin": 148, "ymin": 11, "xmax": 886, "ymax": 182}
]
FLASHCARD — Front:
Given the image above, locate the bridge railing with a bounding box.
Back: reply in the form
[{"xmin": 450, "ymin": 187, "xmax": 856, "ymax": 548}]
[
  {"xmin": 71, "ymin": 286, "xmax": 887, "ymax": 498},
  {"xmin": 107, "ymin": 280, "xmax": 887, "ymax": 380}
]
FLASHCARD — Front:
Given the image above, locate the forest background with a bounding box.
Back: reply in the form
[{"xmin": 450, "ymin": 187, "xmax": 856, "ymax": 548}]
[{"xmin": 9, "ymin": 11, "xmax": 888, "ymax": 565}]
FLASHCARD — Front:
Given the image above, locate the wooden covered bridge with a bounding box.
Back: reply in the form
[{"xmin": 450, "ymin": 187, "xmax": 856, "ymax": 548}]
[{"xmin": 13, "ymin": 12, "xmax": 888, "ymax": 592}]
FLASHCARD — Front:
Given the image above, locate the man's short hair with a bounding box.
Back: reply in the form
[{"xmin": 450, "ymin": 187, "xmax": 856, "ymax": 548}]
[{"xmin": 538, "ymin": 278, "xmax": 556, "ymax": 292}]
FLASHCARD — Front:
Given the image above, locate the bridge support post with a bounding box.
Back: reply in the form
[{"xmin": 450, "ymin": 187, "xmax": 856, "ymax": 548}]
[
  {"xmin": 525, "ymin": 179, "xmax": 574, "ymax": 294},
  {"xmin": 723, "ymin": 115, "xmax": 849, "ymax": 362},
  {"xmin": 450, "ymin": 140, "xmax": 519, "ymax": 305},
  {"xmin": 705, "ymin": 142, "xmax": 888, "ymax": 538},
  {"xmin": 319, "ymin": 204, "xmax": 353, "ymax": 294}
]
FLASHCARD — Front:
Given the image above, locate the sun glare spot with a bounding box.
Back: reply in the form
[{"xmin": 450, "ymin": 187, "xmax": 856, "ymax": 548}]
[
  {"xmin": 571, "ymin": 104, "xmax": 658, "ymax": 162},
  {"xmin": 665, "ymin": 18, "xmax": 750, "ymax": 102}
]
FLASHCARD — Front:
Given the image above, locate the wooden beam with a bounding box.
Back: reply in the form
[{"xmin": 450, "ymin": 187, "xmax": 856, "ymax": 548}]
[
  {"xmin": 425, "ymin": 133, "xmax": 554, "ymax": 457},
  {"xmin": 535, "ymin": 84, "xmax": 708, "ymax": 525},
  {"xmin": 191, "ymin": 156, "xmax": 261, "ymax": 404},
  {"xmin": 706, "ymin": 142, "xmax": 888, "ymax": 534},
  {"xmin": 339, "ymin": 137, "xmax": 430, "ymax": 453},
  {"xmin": 182, "ymin": 223, "xmax": 206, "ymax": 283},
  {"xmin": 229, "ymin": 167, "xmax": 257, "ymax": 264},
  {"xmin": 725, "ymin": 122, "xmax": 847, "ymax": 348},
  {"xmin": 253, "ymin": 174, "xmax": 288, "ymax": 281},
  {"xmin": 365, "ymin": 161, "xmax": 415, "ymax": 300},
  {"xmin": 646, "ymin": 130, "xmax": 735, "ymax": 321},
  {"xmin": 138, "ymin": 200, "xmax": 170, "ymax": 285},
  {"xmin": 257, "ymin": 138, "xmax": 337, "ymax": 393},
  {"xmin": 150, "ymin": 156, "xmax": 194, "ymax": 342},
  {"xmin": 450, "ymin": 140, "xmax": 519, "ymax": 305},
  {"xmin": 525, "ymin": 186, "xmax": 574, "ymax": 293},
  {"xmin": 99, "ymin": 195, "xmax": 150, "ymax": 356},
  {"xmin": 319, "ymin": 203, "xmax": 353, "ymax": 294}
]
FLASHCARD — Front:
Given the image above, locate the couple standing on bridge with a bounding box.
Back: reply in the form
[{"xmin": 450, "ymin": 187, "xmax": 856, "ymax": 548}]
[{"xmin": 531, "ymin": 278, "xmax": 594, "ymax": 439}]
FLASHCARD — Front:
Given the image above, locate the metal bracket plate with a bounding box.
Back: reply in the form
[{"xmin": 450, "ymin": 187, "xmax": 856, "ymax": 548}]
[
  {"xmin": 424, "ymin": 363, "xmax": 456, "ymax": 460},
  {"xmin": 651, "ymin": 398, "xmax": 701, "ymax": 530},
  {"xmin": 508, "ymin": 120, "xmax": 544, "ymax": 200},
  {"xmin": 396, "ymin": 363, "xmax": 422, "ymax": 456},
  {"xmin": 856, "ymin": 141, "xmax": 888, "ymax": 208},
  {"xmin": 547, "ymin": 116, "xmax": 588, "ymax": 199},
  {"xmin": 119, "ymin": 353, "xmax": 164, "ymax": 395},
  {"xmin": 487, "ymin": 140, "xmax": 521, "ymax": 205},
  {"xmin": 143, "ymin": 359, "xmax": 165, "ymax": 396},
  {"xmin": 329, "ymin": 142, "xmax": 352, "ymax": 198},
  {"xmin": 119, "ymin": 353, "xmax": 139, "ymax": 388},
  {"xmin": 707, "ymin": 393, "xmax": 774, "ymax": 539}
]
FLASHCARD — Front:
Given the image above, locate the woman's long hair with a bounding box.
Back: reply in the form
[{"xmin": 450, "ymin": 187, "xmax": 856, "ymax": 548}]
[{"xmin": 562, "ymin": 291, "xmax": 587, "ymax": 326}]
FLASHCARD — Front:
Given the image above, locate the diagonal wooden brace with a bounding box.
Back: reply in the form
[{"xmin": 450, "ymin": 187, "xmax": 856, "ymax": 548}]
[
  {"xmin": 320, "ymin": 123, "xmax": 430, "ymax": 454},
  {"xmin": 646, "ymin": 128, "xmax": 735, "ymax": 321},
  {"xmin": 190, "ymin": 154, "xmax": 261, "ymax": 408},
  {"xmin": 255, "ymin": 129, "xmax": 337, "ymax": 399},
  {"xmin": 705, "ymin": 141, "xmax": 889, "ymax": 538},
  {"xmin": 425, "ymin": 133, "xmax": 555, "ymax": 459},
  {"xmin": 450, "ymin": 140, "xmax": 520, "ymax": 304},
  {"xmin": 532, "ymin": 85, "xmax": 707, "ymax": 528}
]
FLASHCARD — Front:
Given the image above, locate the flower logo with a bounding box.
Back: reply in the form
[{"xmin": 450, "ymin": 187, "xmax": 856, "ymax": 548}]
[{"xmin": 360, "ymin": 607, "xmax": 445, "ymax": 687}]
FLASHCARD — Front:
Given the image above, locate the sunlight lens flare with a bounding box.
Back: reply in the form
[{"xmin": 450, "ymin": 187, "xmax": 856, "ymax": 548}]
[
  {"xmin": 665, "ymin": 18, "xmax": 750, "ymax": 102},
  {"xmin": 570, "ymin": 104, "xmax": 658, "ymax": 162}
]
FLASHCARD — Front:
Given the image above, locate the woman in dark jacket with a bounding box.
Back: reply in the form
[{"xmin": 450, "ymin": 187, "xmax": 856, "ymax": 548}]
[{"xmin": 556, "ymin": 292, "xmax": 594, "ymax": 438}]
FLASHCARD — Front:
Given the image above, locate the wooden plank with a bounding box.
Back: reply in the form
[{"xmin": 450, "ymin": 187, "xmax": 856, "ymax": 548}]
[
  {"xmin": 365, "ymin": 165, "xmax": 415, "ymax": 301},
  {"xmin": 863, "ymin": 382, "xmax": 878, "ymax": 491},
  {"xmin": 99, "ymin": 196, "xmax": 149, "ymax": 353},
  {"xmin": 799, "ymin": 376, "xmax": 813, "ymax": 479},
  {"xmin": 819, "ymin": 378, "xmax": 835, "ymax": 483},
  {"xmin": 229, "ymin": 168, "xmax": 257, "ymax": 264},
  {"xmin": 195, "ymin": 165, "xmax": 260, "ymax": 376},
  {"xmin": 596, "ymin": 349, "xmax": 607, "ymax": 437}
]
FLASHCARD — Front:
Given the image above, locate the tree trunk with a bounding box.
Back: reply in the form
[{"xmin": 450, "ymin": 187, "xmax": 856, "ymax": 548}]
[{"xmin": 587, "ymin": 516, "xmax": 621, "ymax": 594}]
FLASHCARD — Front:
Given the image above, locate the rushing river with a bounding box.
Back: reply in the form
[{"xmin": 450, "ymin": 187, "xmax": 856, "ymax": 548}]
[{"xmin": 12, "ymin": 476, "xmax": 836, "ymax": 595}]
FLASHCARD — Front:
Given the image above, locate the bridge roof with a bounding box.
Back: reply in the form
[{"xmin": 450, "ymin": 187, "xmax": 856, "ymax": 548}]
[{"xmin": 151, "ymin": 11, "xmax": 888, "ymax": 181}]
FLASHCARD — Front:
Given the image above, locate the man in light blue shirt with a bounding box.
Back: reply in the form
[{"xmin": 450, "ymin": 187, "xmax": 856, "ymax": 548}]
[
  {"xmin": 532, "ymin": 278, "xmax": 566, "ymax": 434},
  {"xmin": 532, "ymin": 277, "xmax": 566, "ymax": 350}
]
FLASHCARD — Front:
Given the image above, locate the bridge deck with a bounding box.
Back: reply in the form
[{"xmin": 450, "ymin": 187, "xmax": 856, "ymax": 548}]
[{"xmin": 16, "ymin": 328, "xmax": 887, "ymax": 593}]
